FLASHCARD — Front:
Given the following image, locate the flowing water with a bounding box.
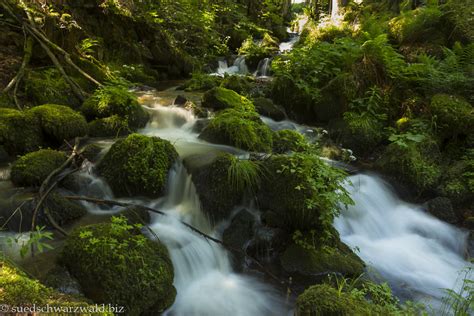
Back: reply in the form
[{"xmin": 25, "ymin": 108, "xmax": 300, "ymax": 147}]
[
  {"xmin": 214, "ymin": 56, "xmax": 249, "ymax": 76},
  {"xmin": 255, "ymin": 58, "xmax": 272, "ymax": 77},
  {"xmin": 335, "ymin": 174, "xmax": 473, "ymax": 307}
]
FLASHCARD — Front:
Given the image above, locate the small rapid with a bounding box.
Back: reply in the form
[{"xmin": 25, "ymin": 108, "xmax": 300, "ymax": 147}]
[{"xmin": 335, "ymin": 174, "xmax": 472, "ymax": 305}]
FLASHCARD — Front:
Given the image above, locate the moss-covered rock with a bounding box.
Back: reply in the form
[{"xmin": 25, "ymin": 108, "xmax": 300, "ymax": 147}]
[
  {"xmin": 0, "ymin": 108, "xmax": 43, "ymax": 155},
  {"xmin": 81, "ymin": 84, "xmax": 149, "ymax": 130},
  {"xmin": 221, "ymin": 75, "xmax": 255, "ymax": 95},
  {"xmin": 201, "ymin": 87, "xmax": 255, "ymax": 112},
  {"xmin": 182, "ymin": 73, "xmax": 222, "ymax": 92},
  {"xmin": 280, "ymin": 241, "xmax": 364, "ymax": 281},
  {"xmin": 186, "ymin": 152, "xmax": 245, "ymax": 222},
  {"xmin": 60, "ymin": 217, "xmax": 175, "ymax": 315},
  {"xmin": 98, "ymin": 134, "xmax": 178, "ymax": 197},
  {"xmin": 81, "ymin": 143, "xmax": 103, "ymax": 163},
  {"xmin": 25, "ymin": 68, "xmax": 82, "ymax": 108},
  {"xmin": 43, "ymin": 192, "xmax": 87, "ymax": 226},
  {"xmin": 424, "ymin": 197, "xmax": 457, "ymax": 224},
  {"xmin": 11, "ymin": 149, "xmax": 67, "ymax": 187},
  {"xmin": 199, "ymin": 108, "xmax": 273, "ymax": 152},
  {"xmin": 222, "ymin": 209, "xmax": 256, "ymax": 267},
  {"xmin": 29, "ymin": 104, "xmax": 88, "ymax": 144},
  {"xmin": 429, "ymin": 94, "xmax": 473, "ymax": 140},
  {"xmin": 88, "ymin": 115, "xmax": 131, "ymax": 137},
  {"xmin": 258, "ymin": 153, "xmax": 351, "ymax": 231},
  {"xmin": 238, "ymin": 33, "xmax": 279, "ymax": 69},
  {"xmin": 296, "ymin": 284, "xmax": 373, "ymax": 316},
  {"xmin": 377, "ymin": 142, "xmax": 441, "ymax": 195},
  {"xmin": 253, "ymin": 97, "xmax": 286, "ymax": 121},
  {"xmin": 0, "ymin": 260, "xmax": 109, "ymax": 314},
  {"xmin": 272, "ymin": 129, "xmax": 308, "ymax": 154}
]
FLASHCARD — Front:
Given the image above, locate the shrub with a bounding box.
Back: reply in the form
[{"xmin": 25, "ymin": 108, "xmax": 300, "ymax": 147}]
[
  {"xmin": 11, "ymin": 149, "xmax": 67, "ymax": 187},
  {"xmin": 61, "ymin": 216, "xmax": 175, "ymax": 315},
  {"xmin": 258, "ymin": 152, "xmax": 352, "ymax": 231},
  {"xmin": 81, "ymin": 83, "xmax": 149, "ymax": 130},
  {"xmin": 0, "ymin": 108, "xmax": 43, "ymax": 155},
  {"xmin": 199, "ymin": 108, "xmax": 273, "ymax": 152},
  {"xmin": 29, "ymin": 104, "xmax": 88, "ymax": 144},
  {"xmin": 98, "ymin": 134, "xmax": 178, "ymax": 197},
  {"xmin": 238, "ymin": 33, "xmax": 279, "ymax": 68}
]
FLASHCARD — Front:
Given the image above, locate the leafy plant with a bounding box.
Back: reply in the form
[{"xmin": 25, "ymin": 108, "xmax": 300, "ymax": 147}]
[
  {"xmin": 227, "ymin": 157, "xmax": 265, "ymax": 195},
  {"xmin": 7, "ymin": 226, "xmax": 54, "ymax": 258}
]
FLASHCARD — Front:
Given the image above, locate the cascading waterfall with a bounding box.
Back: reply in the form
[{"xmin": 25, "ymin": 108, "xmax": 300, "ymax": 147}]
[
  {"xmin": 149, "ymin": 164, "xmax": 286, "ymax": 316},
  {"xmin": 335, "ymin": 174, "xmax": 472, "ymax": 306},
  {"xmin": 215, "ymin": 56, "xmax": 249, "ymax": 76},
  {"xmin": 331, "ymin": 0, "xmax": 341, "ymax": 23},
  {"xmin": 255, "ymin": 58, "xmax": 272, "ymax": 77}
]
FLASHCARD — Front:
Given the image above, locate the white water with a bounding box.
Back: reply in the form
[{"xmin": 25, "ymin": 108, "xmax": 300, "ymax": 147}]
[
  {"xmin": 254, "ymin": 58, "xmax": 272, "ymax": 77},
  {"xmin": 214, "ymin": 56, "xmax": 249, "ymax": 76},
  {"xmin": 335, "ymin": 174, "xmax": 472, "ymax": 305},
  {"xmin": 330, "ymin": 0, "xmax": 342, "ymax": 23},
  {"xmin": 138, "ymin": 98, "xmax": 287, "ymax": 315},
  {"xmin": 150, "ymin": 164, "xmax": 286, "ymax": 316}
]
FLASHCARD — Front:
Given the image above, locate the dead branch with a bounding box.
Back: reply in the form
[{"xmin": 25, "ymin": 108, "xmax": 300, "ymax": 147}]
[{"xmin": 64, "ymin": 195, "xmax": 289, "ymax": 287}]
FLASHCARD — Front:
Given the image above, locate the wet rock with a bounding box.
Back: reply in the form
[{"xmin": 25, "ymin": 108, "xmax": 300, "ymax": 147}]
[
  {"xmin": 223, "ymin": 209, "xmax": 256, "ymax": 268},
  {"xmin": 247, "ymin": 226, "xmax": 287, "ymax": 262},
  {"xmin": 43, "ymin": 265, "xmax": 83, "ymax": 296},
  {"xmin": 120, "ymin": 206, "xmax": 151, "ymax": 225},
  {"xmin": 424, "ymin": 197, "xmax": 457, "ymax": 224},
  {"xmin": 173, "ymin": 94, "xmax": 188, "ymax": 106},
  {"xmin": 253, "ymin": 97, "xmax": 286, "ymax": 121}
]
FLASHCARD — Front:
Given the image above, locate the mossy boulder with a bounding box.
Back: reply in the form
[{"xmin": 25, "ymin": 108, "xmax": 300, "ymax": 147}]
[
  {"xmin": 272, "ymin": 129, "xmax": 308, "ymax": 154},
  {"xmin": 424, "ymin": 197, "xmax": 457, "ymax": 224},
  {"xmin": 81, "ymin": 84, "xmax": 149, "ymax": 130},
  {"xmin": 11, "ymin": 149, "xmax": 67, "ymax": 187},
  {"xmin": 25, "ymin": 68, "xmax": 82, "ymax": 108},
  {"xmin": 222, "ymin": 209, "xmax": 256, "ymax": 267},
  {"xmin": 201, "ymin": 87, "xmax": 255, "ymax": 112},
  {"xmin": 185, "ymin": 152, "xmax": 245, "ymax": 222},
  {"xmin": 199, "ymin": 109, "xmax": 273, "ymax": 152},
  {"xmin": 29, "ymin": 104, "xmax": 88, "ymax": 144},
  {"xmin": 296, "ymin": 284, "xmax": 375, "ymax": 316},
  {"xmin": 0, "ymin": 260, "xmax": 108, "ymax": 313},
  {"xmin": 377, "ymin": 142, "xmax": 441, "ymax": 195},
  {"xmin": 60, "ymin": 217, "xmax": 175, "ymax": 315},
  {"xmin": 88, "ymin": 115, "xmax": 131, "ymax": 137},
  {"xmin": 43, "ymin": 192, "xmax": 88, "ymax": 226},
  {"xmin": 258, "ymin": 153, "xmax": 350, "ymax": 231},
  {"xmin": 98, "ymin": 134, "xmax": 178, "ymax": 197},
  {"xmin": 238, "ymin": 34, "xmax": 279, "ymax": 69},
  {"xmin": 81, "ymin": 143, "xmax": 103, "ymax": 163},
  {"xmin": 0, "ymin": 108, "xmax": 43, "ymax": 155},
  {"xmin": 221, "ymin": 75, "xmax": 255, "ymax": 95},
  {"xmin": 280, "ymin": 241, "xmax": 364, "ymax": 282},
  {"xmin": 253, "ymin": 97, "xmax": 286, "ymax": 121},
  {"xmin": 429, "ymin": 94, "xmax": 473, "ymax": 140}
]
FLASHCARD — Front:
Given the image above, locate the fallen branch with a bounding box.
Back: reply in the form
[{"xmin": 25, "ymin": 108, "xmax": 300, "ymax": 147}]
[
  {"xmin": 64, "ymin": 195, "xmax": 289, "ymax": 287},
  {"xmin": 31, "ymin": 139, "xmax": 80, "ymax": 236},
  {"xmin": 3, "ymin": 31, "xmax": 33, "ymax": 99}
]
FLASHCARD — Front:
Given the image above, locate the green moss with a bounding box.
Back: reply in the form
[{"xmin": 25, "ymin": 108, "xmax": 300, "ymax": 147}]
[
  {"xmin": 88, "ymin": 115, "xmax": 131, "ymax": 137},
  {"xmin": 120, "ymin": 206, "xmax": 151, "ymax": 225},
  {"xmin": 199, "ymin": 108, "xmax": 273, "ymax": 152},
  {"xmin": 430, "ymin": 94, "xmax": 473, "ymax": 139},
  {"xmin": 98, "ymin": 134, "xmax": 178, "ymax": 197},
  {"xmin": 183, "ymin": 73, "xmax": 222, "ymax": 92},
  {"xmin": 81, "ymin": 84, "xmax": 149, "ymax": 130},
  {"xmin": 296, "ymin": 284, "xmax": 373, "ymax": 316},
  {"xmin": 44, "ymin": 192, "xmax": 87, "ymax": 226},
  {"xmin": 258, "ymin": 153, "xmax": 352, "ymax": 231},
  {"xmin": 202, "ymin": 87, "xmax": 255, "ymax": 112},
  {"xmin": 60, "ymin": 217, "xmax": 175, "ymax": 315},
  {"xmin": 0, "ymin": 108, "xmax": 43, "ymax": 155},
  {"xmin": 28, "ymin": 104, "xmax": 88, "ymax": 144},
  {"xmin": 341, "ymin": 112, "xmax": 385, "ymax": 154},
  {"xmin": 439, "ymin": 149, "xmax": 474, "ymax": 204},
  {"xmin": 377, "ymin": 142, "xmax": 441, "ymax": 194},
  {"xmin": 11, "ymin": 149, "xmax": 67, "ymax": 187},
  {"xmin": 81, "ymin": 143, "xmax": 103, "ymax": 162},
  {"xmin": 221, "ymin": 75, "xmax": 255, "ymax": 95},
  {"xmin": 280, "ymin": 242, "xmax": 364, "ymax": 279},
  {"xmin": 388, "ymin": 7, "xmax": 446, "ymax": 46},
  {"xmin": 0, "ymin": 259, "xmax": 110, "ymax": 313},
  {"xmin": 187, "ymin": 153, "xmax": 245, "ymax": 222},
  {"xmin": 25, "ymin": 68, "xmax": 82, "ymax": 108},
  {"xmin": 253, "ymin": 97, "xmax": 286, "ymax": 121},
  {"xmin": 272, "ymin": 129, "xmax": 308, "ymax": 154}
]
